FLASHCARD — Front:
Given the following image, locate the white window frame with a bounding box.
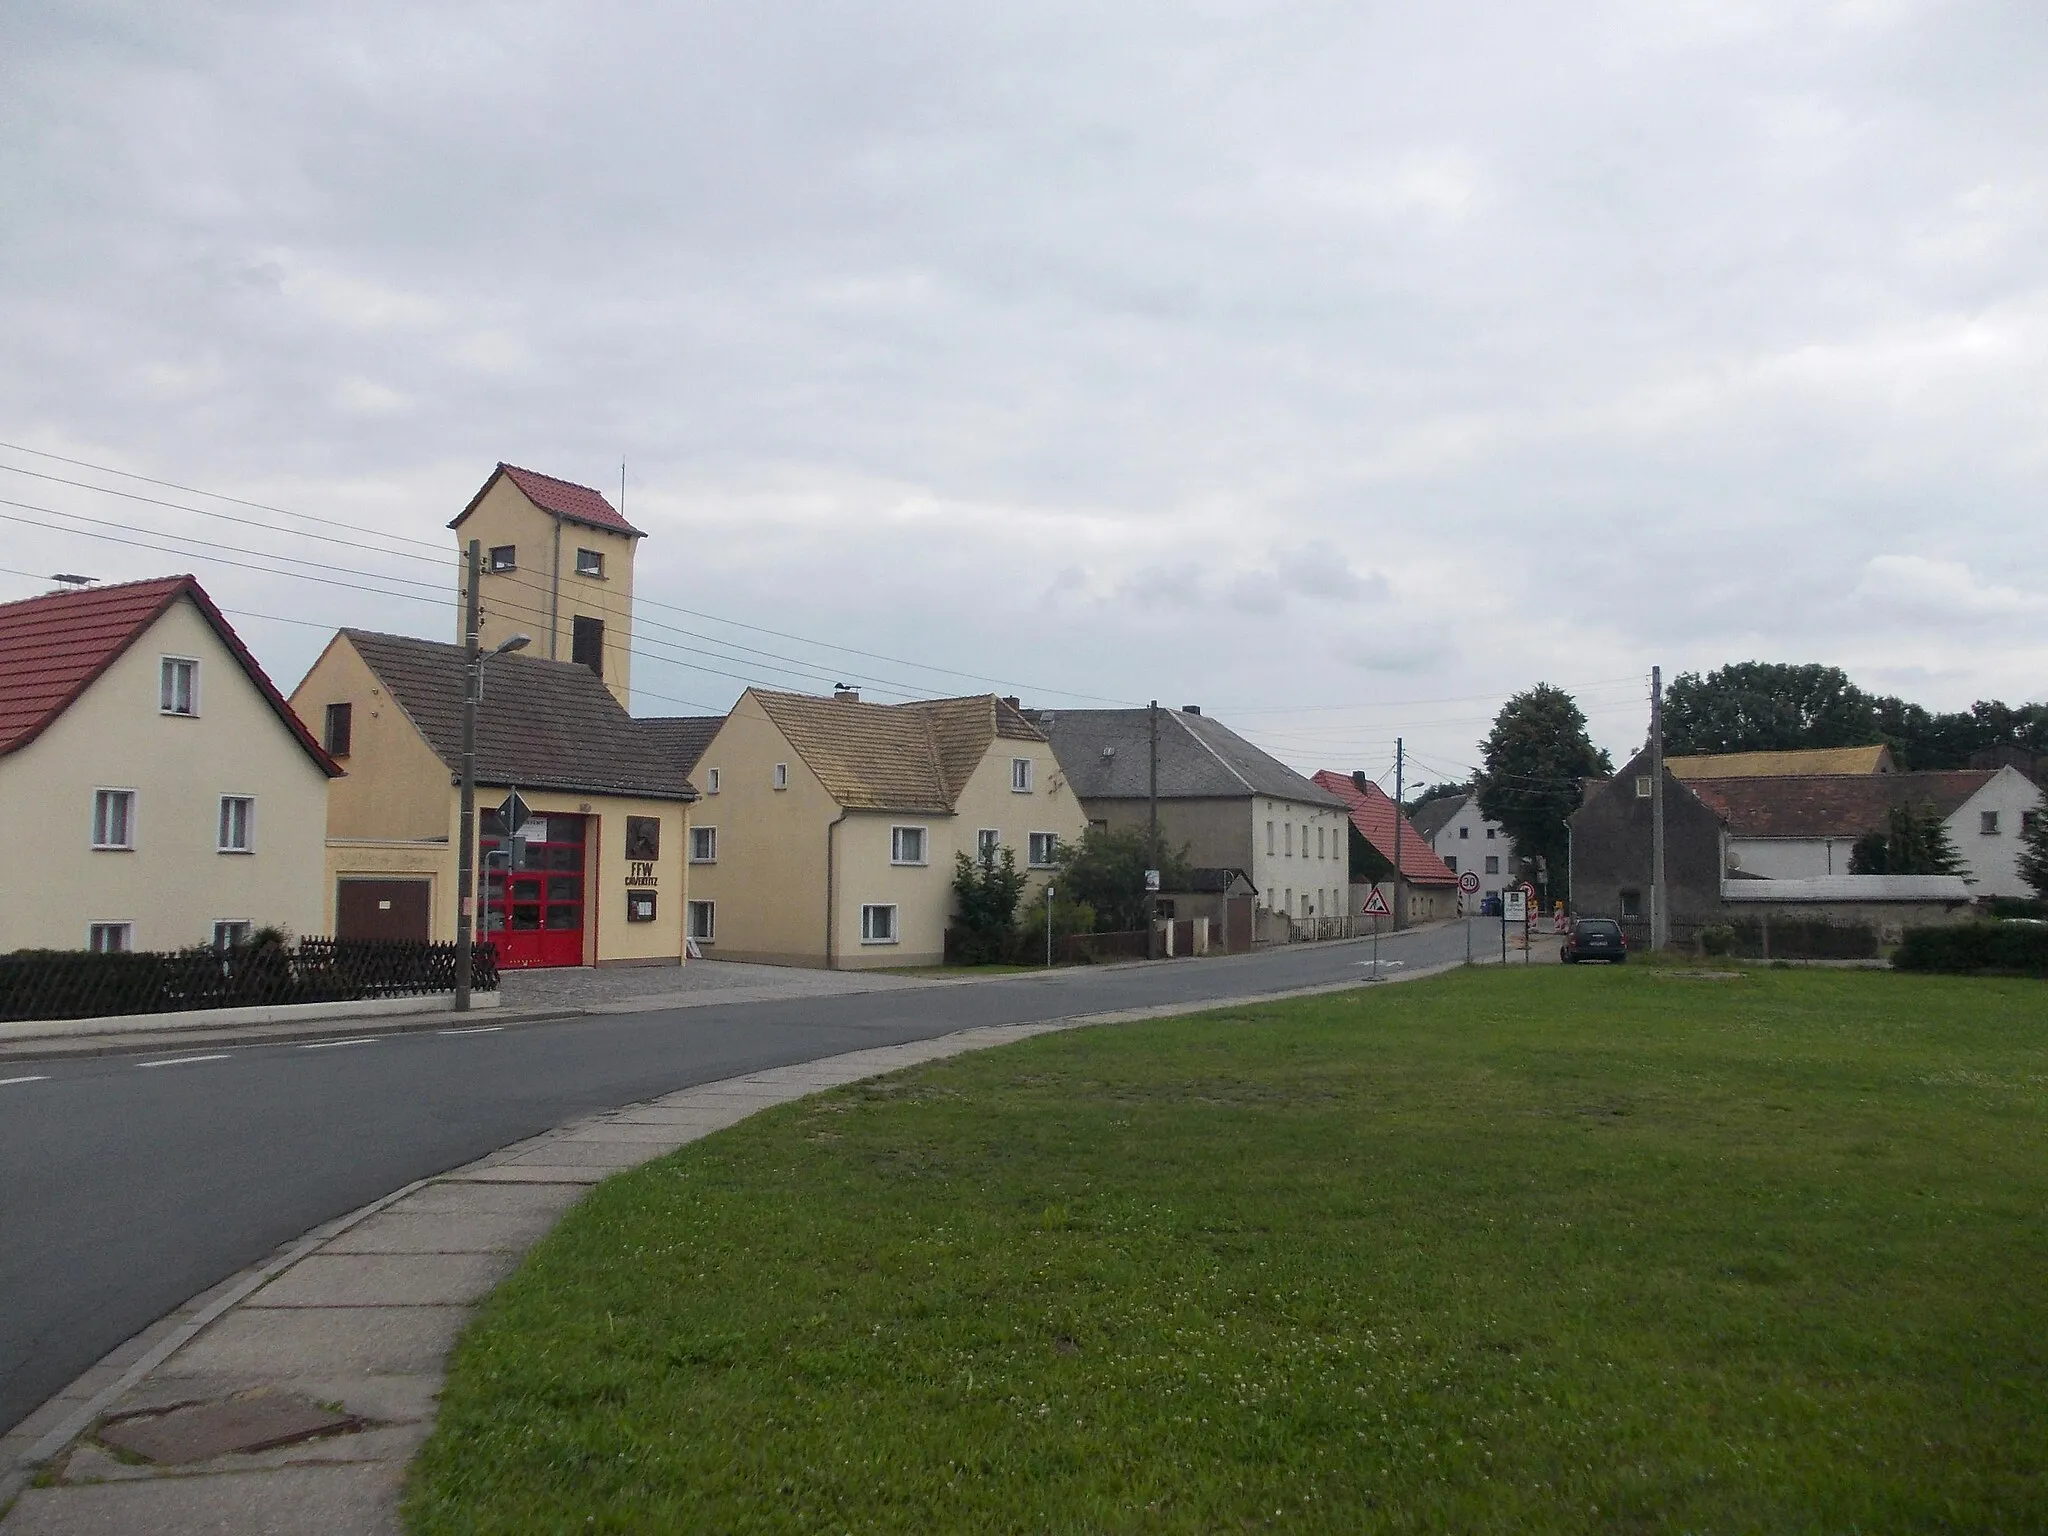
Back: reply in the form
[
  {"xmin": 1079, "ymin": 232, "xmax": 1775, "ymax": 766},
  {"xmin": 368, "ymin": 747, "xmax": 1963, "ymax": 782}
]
[
  {"xmin": 1028, "ymin": 832, "xmax": 1058, "ymax": 868},
  {"xmin": 88, "ymin": 921, "xmax": 133, "ymax": 954},
  {"xmin": 213, "ymin": 920, "xmax": 251, "ymax": 951},
  {"xmin": 689, "ymin": 825, "xmax": 717, "ymax": 863},
  {"xmin": 705, "ymin": 767, "xmax": 720, "ymax": 794},
  {"xmin": 686, "ymin": 900, "xmax": 716, "ymax": 942},
  {"xmin": 1010, "ymin": 757, "xmax": 1034, "ymax": 793},
  {"xmin": 574, "ymin": 547, "xmax": 606, "ymax": 578},
  {"xmin": 159, "ymin": 656, "xmax": 200, "ymax": 717},
  {"xmin": 218, "ymin": 794, "xmax": 256, "ymax": 854},
  {"xmin": 773, "ymin": 762, "xmax": 788, "ymax": 790},
  {"xmin": 890, "ymin": 826, "xmax": 928, "ymax": 866},
  {"xmin": 976, "ymin": 828, "xmax": 1000, "ymax": 861},
  {"xmin": 92, "ymin": 788, "xmax": 136, "ymax": 850},
  {"xmin": 861, "ymin": 903, "xmax": 899, "ymax": 944}
]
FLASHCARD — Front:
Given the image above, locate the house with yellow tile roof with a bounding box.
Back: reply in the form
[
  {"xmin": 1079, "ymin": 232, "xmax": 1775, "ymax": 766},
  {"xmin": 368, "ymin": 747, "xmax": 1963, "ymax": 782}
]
[
  {"xmin": 682, "ymin": 687, "xmax": 1087, "ymax": 967},
  {"xmin": 1667, "ymin": 745, "xmax": 1894, "ymax": 779}
]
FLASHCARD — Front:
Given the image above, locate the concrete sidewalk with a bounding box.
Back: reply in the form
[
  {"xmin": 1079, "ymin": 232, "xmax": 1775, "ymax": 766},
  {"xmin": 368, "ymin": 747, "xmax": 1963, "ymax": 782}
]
[{"xmin": 0, "ymin": 962, "xmax": 1465, "ymax": 1535}]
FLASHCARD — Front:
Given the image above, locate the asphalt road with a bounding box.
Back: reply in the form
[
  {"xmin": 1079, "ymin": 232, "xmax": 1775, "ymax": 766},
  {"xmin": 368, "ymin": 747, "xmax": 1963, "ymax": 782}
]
[{"xmin": 0, "ymin": 922, "xmax": 1487, "ymax": 1436}]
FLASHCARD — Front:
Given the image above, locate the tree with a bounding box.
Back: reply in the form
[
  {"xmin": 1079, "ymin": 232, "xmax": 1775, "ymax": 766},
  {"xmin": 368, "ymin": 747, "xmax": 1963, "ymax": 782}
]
[
  {"xmin": 1404, "ymin": 780, "xmax": 1469, "ymax": 815},
  {"xmin": 1846, "ymin": 800, "xmax": 1968, "ymax": 878},
  {"xmin": 1662, "ymin": 663, "xmax": 1882, "ymax": 755},
  {"xmin": 1051, "ymin": 826, "xmax": 1192, "ymax": 933},
  {"xmin": 950, "ymin": 846, "xmax": 1028, "ymax": 963},
  {"xmin": 2016, "ymin": 811, "xmax": 2048, "ymax": 899},
  {"xmin": 1476, "ymin": 685, "xmax": 1612, "ymax": 901}
]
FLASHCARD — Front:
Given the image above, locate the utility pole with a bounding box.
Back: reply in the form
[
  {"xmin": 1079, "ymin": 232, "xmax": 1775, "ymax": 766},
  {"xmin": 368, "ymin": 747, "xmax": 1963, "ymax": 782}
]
[
  {"xmin": 1392, "ymin": 737, "xmax": 1405, "ymax": 931},
  {"xmin": 454, "ymin": 540, "xmax": 482, "ymax": 1011},
  {"xmin": 1148, "ymin": 700, "xmax": 1160, "ymax": 961},
  {"xmin": 1650, "ymin": 665, "xmax": 1667, "ymax": 953}
]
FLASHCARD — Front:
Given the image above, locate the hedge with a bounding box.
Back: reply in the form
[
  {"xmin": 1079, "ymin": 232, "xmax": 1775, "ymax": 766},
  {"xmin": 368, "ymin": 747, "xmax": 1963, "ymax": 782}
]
[{"xmin": 1892, "ymin": 923, "xmax": 2048, "ymax": 978}]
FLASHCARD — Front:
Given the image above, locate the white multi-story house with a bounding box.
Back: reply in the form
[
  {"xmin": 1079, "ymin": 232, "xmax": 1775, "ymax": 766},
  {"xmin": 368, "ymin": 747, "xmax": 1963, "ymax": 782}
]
[
  {"xmin": 0, "ymin": 575, "xmax": 338, "ymax": 952},
  {"xmin": 1035, "ymin": 705, "xmax": 1352, "ymax": 924},
  {"xmin": 1410, "ymin": 791, "xmax": 1516, "ymax": 909}
]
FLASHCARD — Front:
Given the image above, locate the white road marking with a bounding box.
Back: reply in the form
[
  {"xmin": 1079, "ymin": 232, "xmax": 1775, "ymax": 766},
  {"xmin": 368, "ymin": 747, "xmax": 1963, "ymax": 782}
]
[
  {"xmin": 138, "ymin": 1054, "xmax": 231, "ymax": 1069},
  {"xmin": 0, "ymin": 1074, "xmax": 50, "ymax": 1086},
  {"xmin": 298, "ymin": 1037, "xmax": 378, "ymax": 1050},
  {"xmin": 438, "ymin": 1025, "xmax": 502, "ymax": 1036}
]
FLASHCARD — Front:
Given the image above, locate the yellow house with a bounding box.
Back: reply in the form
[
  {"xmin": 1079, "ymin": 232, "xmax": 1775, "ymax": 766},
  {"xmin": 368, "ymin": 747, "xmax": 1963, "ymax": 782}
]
[
  {"xmin": 684, "ymin": 689, "xmax": 1088, "ymax": 968},
  {"xmin": 287, "ymin": 629, "xmax": 696, "ymax": 968},
  {"xmin": 449, "ymin": 463, "xmax": 643, "ymax": 709},
  {"xmin": 0, "ymin": 575, "xmax": 337, "ymax": 952}
]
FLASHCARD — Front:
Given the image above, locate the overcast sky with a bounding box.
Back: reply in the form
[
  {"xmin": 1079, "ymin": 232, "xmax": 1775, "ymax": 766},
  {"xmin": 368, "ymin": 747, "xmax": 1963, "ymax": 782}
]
[{"xmin": 4, "ymin": 0, "xmax": 2043, "ymax": 788}]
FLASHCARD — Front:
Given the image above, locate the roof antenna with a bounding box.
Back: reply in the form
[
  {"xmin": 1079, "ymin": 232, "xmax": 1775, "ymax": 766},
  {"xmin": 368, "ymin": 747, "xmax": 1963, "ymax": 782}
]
[
  {"xmin": 52, "ymin": 573, "xmax": 96, "ymax": 586},
  {"xmin": 620, "ymin": 457, "xmax": 626, "ymax": 522}
]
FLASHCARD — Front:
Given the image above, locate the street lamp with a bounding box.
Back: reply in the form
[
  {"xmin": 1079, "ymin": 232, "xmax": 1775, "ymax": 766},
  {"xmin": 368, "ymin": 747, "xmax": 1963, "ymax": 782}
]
[{"xmin": 454, "ymin": 539, "xmax": 530, "ymax": 1013}]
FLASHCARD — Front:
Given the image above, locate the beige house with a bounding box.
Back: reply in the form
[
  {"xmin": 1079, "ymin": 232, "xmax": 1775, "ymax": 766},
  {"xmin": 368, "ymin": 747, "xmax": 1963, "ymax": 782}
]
[
  {"xmin": 288, "ymin": 630, "xmax": 696, "ymax": 968},
  {"xmin": 0, "ymin": 576, "xmax": 338, "ymax": 953},
  {"xmin": 685, "ymin": 689, "xmax": 1087, "ymax": 968},
  {"xmin": 450, "ymin": 463, "xmax": 643, "ymax": 708}
]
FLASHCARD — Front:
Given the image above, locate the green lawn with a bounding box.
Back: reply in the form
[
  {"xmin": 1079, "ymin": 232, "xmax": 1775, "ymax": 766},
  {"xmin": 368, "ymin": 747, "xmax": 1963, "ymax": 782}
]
[{"xmin": 406, "ymin": 968, "xmax": 2048, "ymax": 1533}]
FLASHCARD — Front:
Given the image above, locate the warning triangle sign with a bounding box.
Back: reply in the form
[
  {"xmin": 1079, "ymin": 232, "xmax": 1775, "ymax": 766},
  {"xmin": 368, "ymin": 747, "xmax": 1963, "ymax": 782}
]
[{"xmin": 1360, "ymin": 886, "xmax": 1392, "ymax": 917}]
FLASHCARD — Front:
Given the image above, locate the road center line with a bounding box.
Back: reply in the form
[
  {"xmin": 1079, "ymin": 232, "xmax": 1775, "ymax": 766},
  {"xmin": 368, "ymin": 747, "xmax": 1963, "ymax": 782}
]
[
  {"xmin": 438, "ymin": 1025, "xmax": 502, "ymax": 1036},
  {"xmin": 137, "ymin": 1054, "xmax": 231, "ymax": 1069},
  {"xmin": 299, "ymin": 1037, "xmax": 379, "ymax": 1050},
  {"xmin": 0, "ymin": 1074, "xmax": 50, "ymax": 1086}
]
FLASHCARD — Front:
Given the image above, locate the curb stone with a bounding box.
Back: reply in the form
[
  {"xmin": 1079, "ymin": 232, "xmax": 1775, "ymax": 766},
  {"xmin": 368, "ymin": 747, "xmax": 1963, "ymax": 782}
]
[{"xmin": 0, "ymin": 959, "xmax": 1470, "ymax": 1534}]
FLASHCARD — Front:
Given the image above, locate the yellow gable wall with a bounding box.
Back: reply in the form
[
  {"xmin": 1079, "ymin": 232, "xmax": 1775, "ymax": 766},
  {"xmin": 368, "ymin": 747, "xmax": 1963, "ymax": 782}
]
[
  {"xmin": 0, "ymin": 598, "xmax": 330, "ymax": 950},
  {"xmin": 289, "ymin": 635, "xmax": 454, "ymax": 843},
  {"xmin": 681, "ymin": 695, "xmax": 834, "ymax": 965},
  {"xmin": 455, "ymin": 475, "xmax": 639, "ymax": 709},
  {"xmin": 830, "ymin": 731, "xmax": 1088, "ymax": 968}
]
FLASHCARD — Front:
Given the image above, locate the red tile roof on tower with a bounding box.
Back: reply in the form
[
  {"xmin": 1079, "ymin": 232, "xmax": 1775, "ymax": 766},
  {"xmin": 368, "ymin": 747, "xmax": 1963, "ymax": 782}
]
[
  {"xmin": 449, "ymin": 463, "xmax": 645, "ymax": 538},
  {"xmin": 1312, "ymin": 769, "xmax": 1460, "ymax": 886},
  {"xmin": 0, "ymin": 575, "xmax": 339, "ymax": 772}
]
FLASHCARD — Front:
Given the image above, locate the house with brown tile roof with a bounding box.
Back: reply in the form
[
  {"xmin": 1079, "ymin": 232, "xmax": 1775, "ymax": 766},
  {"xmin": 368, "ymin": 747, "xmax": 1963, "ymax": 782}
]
[
  {"xmin": 287, "ymin": 629, "xmax": 696, "ymax": 969},
  {"xmin": 0, "ymin": 576, "xmax": 338, "ymax": 952},
  {"xmin": 683, "ymin": 688, "xmax": 1088, "ymax": 967},
  {"xmin": 449, "ymin": 463, "xmax": 644, "ymax": 709},
  {"xmin": 1310, "ymin": 771, "xmax": 1461, "ymax": 925}
]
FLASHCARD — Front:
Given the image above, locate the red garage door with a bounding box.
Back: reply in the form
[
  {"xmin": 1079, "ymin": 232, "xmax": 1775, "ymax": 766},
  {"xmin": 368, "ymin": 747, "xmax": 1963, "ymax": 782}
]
[{"xmin": 479, "ymin": 811, "xmax": 586, "ymax": 968}]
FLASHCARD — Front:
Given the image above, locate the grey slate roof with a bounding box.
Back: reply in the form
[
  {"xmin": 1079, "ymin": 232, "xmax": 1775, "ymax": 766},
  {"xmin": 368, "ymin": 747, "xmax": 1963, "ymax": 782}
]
[
  {"xmin": 1034, "ymin": 707, "xmax": 1344, "ymax": 807},
  {"xmin": 344, "ymin": 630, "xmax": 697, "ymax": 802},
  {"xmin": 1408, "ymin": 793, "xmax": 1469, "ymax": 844},
  {"xmin": 638, "ymin": 715, "xmax": 724, "ymax": 776}
]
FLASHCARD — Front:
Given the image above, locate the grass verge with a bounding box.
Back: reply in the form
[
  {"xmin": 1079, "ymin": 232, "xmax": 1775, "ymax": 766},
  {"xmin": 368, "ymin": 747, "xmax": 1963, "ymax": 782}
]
[{"xmin": 407, "ymin": 967, "xmax": 2048, "ymax": 1532}]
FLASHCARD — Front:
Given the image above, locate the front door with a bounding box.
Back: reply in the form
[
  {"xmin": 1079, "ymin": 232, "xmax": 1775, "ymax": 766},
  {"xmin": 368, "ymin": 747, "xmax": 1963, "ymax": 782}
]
[{"xmin": 479, "ymin": 810, "xmax": 587, "ymax": 968}]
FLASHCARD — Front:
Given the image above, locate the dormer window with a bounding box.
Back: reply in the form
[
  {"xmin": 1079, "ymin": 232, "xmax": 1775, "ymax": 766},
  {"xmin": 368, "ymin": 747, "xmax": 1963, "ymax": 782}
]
[
  {"xmin": 488, "ymin": 545, "xmax": 517, "ymax": 573},
  {"xmin": 160, "ymin": 657, "xmax": 198, "ymax": 716},
  {"xmin": 575, "ymin": 548, "xmax": 605, "ymax": 578}
]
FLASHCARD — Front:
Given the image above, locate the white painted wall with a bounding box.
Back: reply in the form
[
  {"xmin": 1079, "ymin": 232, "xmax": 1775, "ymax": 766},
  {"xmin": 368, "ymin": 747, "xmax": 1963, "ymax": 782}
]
[
  {"xmin": 1250, "ymin": 797, "xmax": 1352, "ymax": 922},
  {"xmin": 1428, "ymin": 796, "xmax": 1515, "ymax": 908}
]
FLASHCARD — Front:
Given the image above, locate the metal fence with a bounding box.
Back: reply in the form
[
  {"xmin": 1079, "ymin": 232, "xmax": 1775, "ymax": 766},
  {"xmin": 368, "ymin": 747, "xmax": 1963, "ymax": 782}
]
[{"xmin": 0, "ymin": 938, "xmax": 496, "ymax": 1024}]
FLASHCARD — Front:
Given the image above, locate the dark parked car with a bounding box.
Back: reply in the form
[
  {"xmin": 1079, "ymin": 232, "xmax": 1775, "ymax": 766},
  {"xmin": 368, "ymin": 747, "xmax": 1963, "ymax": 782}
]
[{"xmin": 1561, "ymin": 917, "xmax": 1627, "ymax": 964}]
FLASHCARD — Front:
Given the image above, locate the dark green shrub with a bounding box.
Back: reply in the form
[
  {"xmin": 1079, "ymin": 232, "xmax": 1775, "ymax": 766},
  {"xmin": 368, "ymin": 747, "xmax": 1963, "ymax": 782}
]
[
  {"xmin": 1698, "ymin": 924, "xmax": 1736, "ymax": 957},
  {"xmin": 1893, "ymin": 923, "xmax": 2048, "ymax": 977}
]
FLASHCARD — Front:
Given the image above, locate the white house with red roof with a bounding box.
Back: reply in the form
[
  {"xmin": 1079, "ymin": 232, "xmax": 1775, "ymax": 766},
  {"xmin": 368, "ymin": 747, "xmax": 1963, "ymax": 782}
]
[
  {"xmin": 1311, "ymin": 770, "xmax": 1462, "ymax": 925},
  {"xmin": 448, "ymin": 463, "xmax": 646, "ymax": 709},
  {"xmin": 0, "ymin": 576, "xmax": 340, "ymax": 953}
]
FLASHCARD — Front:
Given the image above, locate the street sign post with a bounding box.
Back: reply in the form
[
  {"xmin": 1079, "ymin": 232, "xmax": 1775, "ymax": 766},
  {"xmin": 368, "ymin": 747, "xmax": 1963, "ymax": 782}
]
[
  {"xmin": 1502, "ymin": 888, "xmax": 1527, "ymax": 964},
  {"xmin": 1360, "ymin": 884, "xmax": 1391, "ymax": 980},
  {"xmin": 495, "ymin": 791, "xmax": 531, "ymax": 836}
]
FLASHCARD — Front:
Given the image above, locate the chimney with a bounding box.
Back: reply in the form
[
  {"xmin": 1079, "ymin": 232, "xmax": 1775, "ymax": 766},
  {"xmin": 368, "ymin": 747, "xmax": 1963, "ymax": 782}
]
[
  {"xmin": 1002, "ymin": 695, "xmax": 1021, "ymax": 710},
  {"xmin": 1181, "ymin": 704, "xmax": 1202, "ymax": 716},
  {"xmin": 833, "ymin": 686, "xmax": 860, "ymax": 703}
]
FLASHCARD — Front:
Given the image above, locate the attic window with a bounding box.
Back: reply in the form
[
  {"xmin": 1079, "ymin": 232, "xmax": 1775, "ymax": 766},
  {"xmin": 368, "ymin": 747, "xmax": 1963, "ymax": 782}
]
[
  {"xmin": 1011, "ymin": 758, "xmax": 1033, "ymax": 793},
  {"xmin": 1635, "ymin": 776, "xmax": 1652, "ymax": 799},
  {"xmin": 488, "ymin": 546, "xmax": 517, "ymax": 573},
  {"xmin": 159, "ymin": 657, "xmax": 199, "ymax": 717},
  {"xmin": 773, "ymin": 763, "xmax": 788, "ymax": 790},
  {"xmin": 705, "ymin": 767, "xmax": 720, "ymax": 794},
  {"xmin": 575, "ymin": 548, "xmax": 605, "ymax": 578},
  {"xmin": 324, "ymin": 702, "xmax": 352, "ymax": 757}
]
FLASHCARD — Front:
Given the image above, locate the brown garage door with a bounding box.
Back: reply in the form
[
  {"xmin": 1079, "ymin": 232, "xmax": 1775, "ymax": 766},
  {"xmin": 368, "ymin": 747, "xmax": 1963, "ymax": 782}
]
[{"xmin": 336, "ymin": 879, "xmax": 432, "ymax": 942}]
